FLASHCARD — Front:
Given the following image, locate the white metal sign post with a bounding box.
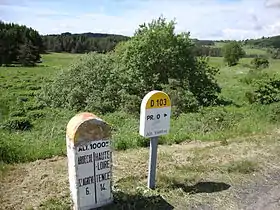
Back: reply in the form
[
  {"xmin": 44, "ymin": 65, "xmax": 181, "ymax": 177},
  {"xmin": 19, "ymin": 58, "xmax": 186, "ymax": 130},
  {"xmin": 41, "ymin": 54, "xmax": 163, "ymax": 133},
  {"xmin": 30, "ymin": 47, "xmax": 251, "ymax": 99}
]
[
  {"xmin": 66, "ymin": 112, "xmax": 113, "ymax": 210},
  {"xmin": 139, "ymin": 90, "xmax": 171, "ymax": 189}
]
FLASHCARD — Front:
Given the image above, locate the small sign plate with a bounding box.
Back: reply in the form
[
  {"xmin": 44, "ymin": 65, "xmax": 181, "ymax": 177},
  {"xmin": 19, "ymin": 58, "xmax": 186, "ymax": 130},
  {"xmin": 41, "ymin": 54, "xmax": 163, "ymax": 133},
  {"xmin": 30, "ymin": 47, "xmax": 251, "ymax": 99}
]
[{"xmin": 139, "ymin": 90, "xmax": 171, "ymax": 138}]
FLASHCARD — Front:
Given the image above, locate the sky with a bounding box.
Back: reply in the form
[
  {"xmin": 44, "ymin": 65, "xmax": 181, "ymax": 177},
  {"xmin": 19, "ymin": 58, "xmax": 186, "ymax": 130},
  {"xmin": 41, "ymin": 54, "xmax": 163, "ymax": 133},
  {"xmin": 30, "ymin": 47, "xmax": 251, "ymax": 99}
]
[{"xmin": 0, "ymin": 0, "xmax": 280, "ymax": 40}]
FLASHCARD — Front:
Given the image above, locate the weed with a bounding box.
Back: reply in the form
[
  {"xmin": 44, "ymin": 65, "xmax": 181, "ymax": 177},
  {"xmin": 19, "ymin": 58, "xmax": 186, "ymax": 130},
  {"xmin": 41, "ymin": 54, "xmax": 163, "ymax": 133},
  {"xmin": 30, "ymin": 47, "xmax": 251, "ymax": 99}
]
[
  {"xmin": 1, "ymin": 117, "xmax": 32, "ymax": 131},
  {"xmin": 39, "ymin": 198, "xmax": 71, "ymax": 210},
  {"xmin": 27, "ymin": 110, "xmax": 46, "ymax": 120},
  {"xmin": 226, "ymin": 160, "xmax": 258, "ymax": 174},
  {"xmin": 9, "ymin": 110, "xmax": 26, "ymax": 117}
]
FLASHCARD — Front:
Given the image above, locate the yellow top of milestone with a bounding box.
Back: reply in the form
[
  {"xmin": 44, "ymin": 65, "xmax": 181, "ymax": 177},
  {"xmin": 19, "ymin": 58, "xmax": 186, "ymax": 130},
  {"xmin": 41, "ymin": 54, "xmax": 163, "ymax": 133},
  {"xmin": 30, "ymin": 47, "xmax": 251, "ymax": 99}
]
[
  {"xmin": 145, "ymin": 91, "xmax": 171, "ymax": 109},
  {"xmin": 66, "ymin": 112, "xmax": 111, "ymax": 145}
]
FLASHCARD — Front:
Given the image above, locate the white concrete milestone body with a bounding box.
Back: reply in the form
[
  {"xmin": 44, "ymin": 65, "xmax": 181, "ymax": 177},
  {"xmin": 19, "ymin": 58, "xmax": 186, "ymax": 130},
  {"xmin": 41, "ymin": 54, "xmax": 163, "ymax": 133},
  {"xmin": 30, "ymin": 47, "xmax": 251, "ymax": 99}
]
[
  {"xmin": 66, "ymin": 112, "xmax": 113, "ymax": 210},
  {"xmin": 140, "ymin": 90, "xmax": 171, "ymax": 138}
]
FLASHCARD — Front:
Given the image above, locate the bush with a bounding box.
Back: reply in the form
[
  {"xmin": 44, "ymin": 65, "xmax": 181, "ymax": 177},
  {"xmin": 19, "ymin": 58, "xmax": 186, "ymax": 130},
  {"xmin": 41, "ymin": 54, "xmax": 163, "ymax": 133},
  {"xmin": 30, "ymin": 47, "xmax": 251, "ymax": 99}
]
[
  {"xmin": 40, "ymin": 17, "xmax": 221, "ymax": 116},
  {"xmin": 240, "ymin": 69, "xmax": 269, "ymax": 85},
  {"xmin": 1, "ymin": 117, "xmax": 32, "ymax": 131},
  {"xmin": 246, "ymin": 76, "xmax": 280, "ymax": 104},
  {"xmin": 39, "ymin": 52, "xmax": 121, "ymax": 114},
  {"xmin": 162, "ymin": 79, "xmax": 199, "ymax": 117},
  {"xmin": 251, "ymin": 57, "xmax": 269, "ymax": 69},
  {"xmin": 267, "ymin": 102, "xmax": 280, "ymax": 123}
]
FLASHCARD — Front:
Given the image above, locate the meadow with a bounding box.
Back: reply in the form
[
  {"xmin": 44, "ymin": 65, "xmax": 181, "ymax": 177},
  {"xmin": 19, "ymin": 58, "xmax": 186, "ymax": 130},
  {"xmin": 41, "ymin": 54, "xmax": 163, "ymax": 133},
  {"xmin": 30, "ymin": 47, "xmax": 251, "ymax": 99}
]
[{"xmin": 1, "ymin": 52, "xmax": 280, "ymax": 165}]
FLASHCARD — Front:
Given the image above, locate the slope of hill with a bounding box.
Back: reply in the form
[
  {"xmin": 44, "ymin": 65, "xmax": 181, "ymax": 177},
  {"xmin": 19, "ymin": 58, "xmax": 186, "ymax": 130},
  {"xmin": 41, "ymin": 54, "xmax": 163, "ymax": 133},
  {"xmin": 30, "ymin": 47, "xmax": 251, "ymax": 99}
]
[{"xmin": 244, "ymin": 35, "xmax": 280, "ymax": 49}]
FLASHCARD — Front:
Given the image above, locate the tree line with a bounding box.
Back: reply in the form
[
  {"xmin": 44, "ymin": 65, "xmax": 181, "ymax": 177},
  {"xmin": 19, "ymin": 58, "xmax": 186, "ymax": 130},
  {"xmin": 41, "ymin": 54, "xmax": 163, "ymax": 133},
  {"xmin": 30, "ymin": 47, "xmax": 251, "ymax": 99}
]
[
  {"xmin": 1, "ymin": 21, "xmax": 279, "ymax": 66},
  {"xmin": 42, "ymin": 32, "xmax": 130, "ymax": 53}
]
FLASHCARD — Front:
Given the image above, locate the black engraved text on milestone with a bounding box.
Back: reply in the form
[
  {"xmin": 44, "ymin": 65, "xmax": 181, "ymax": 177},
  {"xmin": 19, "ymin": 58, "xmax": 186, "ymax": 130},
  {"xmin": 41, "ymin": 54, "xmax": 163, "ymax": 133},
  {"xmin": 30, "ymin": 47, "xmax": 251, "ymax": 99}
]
[
  {"xmin": 77, "ymin": 141, "xmax": 109, "ymax": 152},
  {"xmin": 78, "ymin": 172, "xmax": 111, "ymax": 187},
  {"xmin": 78, "ymin": 150, "xmax": 110, "ymax": 165}
]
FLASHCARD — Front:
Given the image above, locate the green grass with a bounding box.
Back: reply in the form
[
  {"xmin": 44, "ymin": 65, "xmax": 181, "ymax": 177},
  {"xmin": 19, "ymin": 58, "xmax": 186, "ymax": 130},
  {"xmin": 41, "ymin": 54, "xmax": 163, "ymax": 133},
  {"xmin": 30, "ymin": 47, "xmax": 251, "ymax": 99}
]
[{"xmin": 1, "ymin": 53, "xmax": 280, "ymax": 164}]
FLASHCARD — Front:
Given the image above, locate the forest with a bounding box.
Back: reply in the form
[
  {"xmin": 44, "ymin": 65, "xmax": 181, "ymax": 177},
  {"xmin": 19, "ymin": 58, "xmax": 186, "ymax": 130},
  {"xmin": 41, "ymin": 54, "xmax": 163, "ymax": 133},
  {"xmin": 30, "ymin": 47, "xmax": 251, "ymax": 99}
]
[{"xmin": 1, "ymin": 20, "xmax": 280, "ymax": 66}]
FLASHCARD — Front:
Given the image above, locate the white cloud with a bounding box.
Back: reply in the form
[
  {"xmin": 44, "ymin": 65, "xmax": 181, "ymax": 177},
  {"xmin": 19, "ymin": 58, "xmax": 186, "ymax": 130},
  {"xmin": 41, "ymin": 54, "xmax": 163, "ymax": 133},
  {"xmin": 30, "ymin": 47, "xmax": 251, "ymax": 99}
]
[
  {"xmin": 1, "ymin": 0, "xmax": 280, "ymax": 40},
  {"xmin": 265, "ymin": 0, "xmax": 280, "ymax": 8}
]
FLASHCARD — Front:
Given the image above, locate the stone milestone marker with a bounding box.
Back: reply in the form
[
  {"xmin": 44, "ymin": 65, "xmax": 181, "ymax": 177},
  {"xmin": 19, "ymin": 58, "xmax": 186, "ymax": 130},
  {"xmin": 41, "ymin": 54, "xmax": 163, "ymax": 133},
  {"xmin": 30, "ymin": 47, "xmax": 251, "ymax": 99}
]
[{"xmin": 66, "ymin": 112, "xmax": 113, "ymax": 210}]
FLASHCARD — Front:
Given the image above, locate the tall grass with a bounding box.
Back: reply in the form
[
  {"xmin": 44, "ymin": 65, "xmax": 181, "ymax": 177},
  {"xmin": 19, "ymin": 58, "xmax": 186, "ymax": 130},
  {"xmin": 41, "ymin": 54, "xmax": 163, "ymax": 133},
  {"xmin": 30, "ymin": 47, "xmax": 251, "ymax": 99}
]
[{"xmin": 1, "ymin": 53, "xmax": 280, "ymax": 164}]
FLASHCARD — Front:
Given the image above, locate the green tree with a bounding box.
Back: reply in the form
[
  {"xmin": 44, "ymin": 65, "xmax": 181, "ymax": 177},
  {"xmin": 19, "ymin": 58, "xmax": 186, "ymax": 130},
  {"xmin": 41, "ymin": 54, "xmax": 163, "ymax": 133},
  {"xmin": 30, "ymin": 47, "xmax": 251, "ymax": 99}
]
[
  {"xmin": 17, "ymin": 41, "xmax": 40, "ymax": 67},
  {"xmin": 114, "ymin": 16, "xmax": 221, "ymax": 113},
  {"xmin": 0, "ymin": 21, "xmax": 43, "ymax": 66},
  {"xmin": 222, "ymin": 41, "xmax": 245, "ymax": 66}
]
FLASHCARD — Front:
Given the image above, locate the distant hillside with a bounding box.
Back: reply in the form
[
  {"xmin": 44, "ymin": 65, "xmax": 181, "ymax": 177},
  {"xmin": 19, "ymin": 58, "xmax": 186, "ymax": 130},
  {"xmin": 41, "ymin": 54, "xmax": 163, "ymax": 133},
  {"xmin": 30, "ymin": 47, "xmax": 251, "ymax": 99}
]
[
  {"xmin": 42, "ymin": 32, "xmax": 130, "ymax": 53},
  {"xmin": 244, "ymin": 35, "xmax": 280, "ymax": 49},
  {"xmin": 192, "ymin": 39, "xmax": 215, "ymax": 46},
  {"xmin": 45, "ymin": 32, "xmax": 129, "ymax": 39}
]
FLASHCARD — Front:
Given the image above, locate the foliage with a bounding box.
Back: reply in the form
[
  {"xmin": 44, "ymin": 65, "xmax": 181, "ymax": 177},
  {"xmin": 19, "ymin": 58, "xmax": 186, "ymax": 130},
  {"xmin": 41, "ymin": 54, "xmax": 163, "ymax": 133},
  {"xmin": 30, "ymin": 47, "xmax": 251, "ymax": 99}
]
[
  {"xmin": 1, "ymin": 117, "xmax": 32, "ymax": 131},
  {"xmin": 246, "ymin": 75, "xmax": 280, "ymax": 105},
  {"xmin": 222, "ymin": 41, "xmax": 246, "ymax": 66},
  {"xmin": 2, "ymin": 53, "xmax": 280, "ymax": 163},
  {"xmin": 42, "ymin": 32, "xmax": 129, "ymax": 53},
  {"xmin": 39, "ymin": 52, "xmax": 121, "ymax": 114},
  {"xmin": 267, "ymin": 48, "xmax": 280, "ymax": 59},
  {"xmin": 114, "ymin": 17, "xmax": 221, "ymax": 114},
  {"xmin": 41, "ymin": 17, "xmax": 221, "ymax": 115},
  {"xmin": 27, "ymin": 110, "xmax": 46, "ymax": 120},
  {"xmin": 240, "ymin": 69, "xmax": 270, "ymax": 85},
  {"xmin": 244, "ymin": 35, "xmax": 280, "ymax": 49},
  {"xmin": 194, "ymin": 46, "xmax": 222, "ymax": 57},
  {"xmin": 17, "ymin": 41, "xmax": 39, "ymax": 67},
  {"xmin": 162, "ymin": 79, "xmax": 199, "ymax": 117},
  {"xmin": 0, "ymin": 21, "xmax": 43, "ymax": 66},
  {"xmin": 251, "ymin": 57, "xmax": 269, "ymax": 69},
  {"xmin": 267, "ymin": 102, "xmax": 280, "ymax": 123}
]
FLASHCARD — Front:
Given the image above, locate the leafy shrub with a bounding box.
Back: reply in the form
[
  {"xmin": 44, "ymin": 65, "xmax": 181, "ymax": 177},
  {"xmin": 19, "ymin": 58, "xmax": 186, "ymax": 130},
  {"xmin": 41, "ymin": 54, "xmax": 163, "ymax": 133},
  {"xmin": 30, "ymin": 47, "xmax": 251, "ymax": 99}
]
[
  {"xmin": 251, "ymin": 57, "xmax": 269, "ymax": 69},
  {"xmin": 1, "ymin": 117, "xmax": 32, "ymax": 131},
  {"xmin": 247, "ymin": 76, "xmax": 280, "ymax": 105},
  {"xmin": 39, "ymin": 52, "xmax": 121, "ymax": 114},
  {"xmin": 0, "ymin": 139, "xmax": 23, "ymax": 163},
  {"xmin": 267, "ymin": 102, "xmax": 280, "ymax": 123},
  {"xmin": 240, "ymin": 69, "xmax": 269, "ymax": 85},
  {"xmin": 162, "ymin": 79, "xmax": 199, "ymax": 117},
  {"xmin": 40, "ymin": 17, "xmax": 221, "ymax": 116},
  {"xmin": 114, "ymin": 17, "xmax": 221, "ymax": 112}
]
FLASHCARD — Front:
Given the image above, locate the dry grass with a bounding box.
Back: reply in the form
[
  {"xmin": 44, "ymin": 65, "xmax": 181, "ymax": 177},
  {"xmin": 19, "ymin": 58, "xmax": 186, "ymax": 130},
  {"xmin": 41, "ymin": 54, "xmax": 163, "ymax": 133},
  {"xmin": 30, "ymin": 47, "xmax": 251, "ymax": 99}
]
[{"xmin": 1, "ymin": 130, "xmax": 280, "ymax": 210}]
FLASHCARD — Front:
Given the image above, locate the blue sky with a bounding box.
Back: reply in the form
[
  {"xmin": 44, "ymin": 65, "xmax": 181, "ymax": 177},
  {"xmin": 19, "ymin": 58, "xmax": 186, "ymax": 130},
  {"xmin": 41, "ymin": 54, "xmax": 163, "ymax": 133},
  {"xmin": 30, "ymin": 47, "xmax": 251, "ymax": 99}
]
[{"xmin": 1, "ymin": 0, "xmax": 280, "ymax": 40}]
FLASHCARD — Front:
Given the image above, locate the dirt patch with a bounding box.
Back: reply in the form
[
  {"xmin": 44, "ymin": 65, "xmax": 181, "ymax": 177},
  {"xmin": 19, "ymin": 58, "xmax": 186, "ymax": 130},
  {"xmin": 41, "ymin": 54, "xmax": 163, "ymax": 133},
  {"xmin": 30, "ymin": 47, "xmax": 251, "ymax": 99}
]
[{"xmin": 1, "ymin": 132, "xmax": 280, "ymax": 209}]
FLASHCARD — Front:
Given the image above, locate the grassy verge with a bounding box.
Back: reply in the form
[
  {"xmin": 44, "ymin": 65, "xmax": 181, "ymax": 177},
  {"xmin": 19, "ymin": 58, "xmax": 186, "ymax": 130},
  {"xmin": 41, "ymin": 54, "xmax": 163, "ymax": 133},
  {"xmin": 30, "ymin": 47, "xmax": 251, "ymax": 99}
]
[
  {"xmin": 1, "ymin": 130, "xmax": 280, "ymax": 209},
  {"xmin": 1, "ymin": 53, "xmax": 280, "ymax": 164}
]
